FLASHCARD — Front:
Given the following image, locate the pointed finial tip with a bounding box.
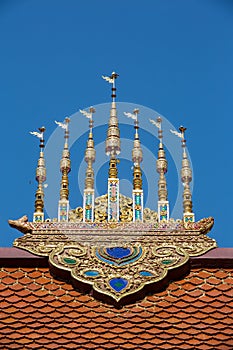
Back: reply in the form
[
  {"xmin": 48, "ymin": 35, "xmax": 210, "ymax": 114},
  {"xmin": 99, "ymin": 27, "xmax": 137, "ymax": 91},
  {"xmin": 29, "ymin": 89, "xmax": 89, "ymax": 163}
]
[
  {"xmin": 89, "ymin": 106, "xmax": 96, "ymax": 114},
  {"xmin": 111, "ymin": 72, "xmax": 119, "ymax": 79},
  {"xmin": 39, "ymin": 126, "xmax": 45, "ymax": 133},
  {"xmin": 65, "ymin": 117, "xmax": 70, "ymax": 124},
  {"xmin": 157, "ymin": 116, "xmax": 162, "ymax": 123},
  {"xmin": 179, "ymin": 126, "xmax": 187, "ymax": 133}
]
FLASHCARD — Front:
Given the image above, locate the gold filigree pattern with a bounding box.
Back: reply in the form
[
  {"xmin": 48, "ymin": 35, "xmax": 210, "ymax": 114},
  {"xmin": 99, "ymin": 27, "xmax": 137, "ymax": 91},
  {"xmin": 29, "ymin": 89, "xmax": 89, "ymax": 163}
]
[
  {"xmin": 9, "ymin": 192, "xmax": 216, "ymax": 305},
  {"xmin": 10, "ymin": 212, "xmax": 216, "ymax": 304},
  {"xmin": 49, "ymin": 243, "xmax": 189, "ymax": 302},
  {"xmin": 67, "ymin": 194, "xmax": 158, "ymax": 223}
]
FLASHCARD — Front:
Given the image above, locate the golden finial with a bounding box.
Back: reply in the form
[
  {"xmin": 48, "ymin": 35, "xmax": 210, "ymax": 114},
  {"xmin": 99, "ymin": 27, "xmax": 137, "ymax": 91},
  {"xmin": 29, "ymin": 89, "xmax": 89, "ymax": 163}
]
[
  {"xmin": 58, "ymin": 118, "xmax": 71, "ymax": 201},
  {"xmin": 80, "ymin": 107, "xmax": 96, "ymax": 190},
  {"xmin": 124, "ymin": 109, "xmax": 143, "ymax": 190},
  {"xmin": 80, "ymin": 107, "xmax": 95, "ymax": 138},
  {"xmin": 80, "ymin": 107, "xmax": 96, "ymax": 222},
  {"xmin": 179, "ymin": 126, "xmax": 186, "ymax": 146},
  {"xmin": 170, "ymin": 125, "xmax": 194, "ymax": 224},
  {"xmin": 180, "ymin": 126, "xmax": 194, "ymax": 222},
  {"xmin": 103, "ymin": 72, "xmax": 120, "ymax": 222},
  {"xmin": 103, "ymin": 71, "xmax": 121, "ymax": 157},
  {"xmin": 150, "ymin": 117, "xmax": 169, "ymax": 222},
  {"xmin": 56, "ymin": 118, "xmax": 71, "ymax": 221},
  {"xmin": 125, "ymin": 109, "xmax": 144, "ymax": 221},
  {"xmin": 102, "ymin": 72, "xmax": 119, "ymax": 102},
  {"xmin": 30, "ymin": 126, "xmax": 46, "ymax": 222}
]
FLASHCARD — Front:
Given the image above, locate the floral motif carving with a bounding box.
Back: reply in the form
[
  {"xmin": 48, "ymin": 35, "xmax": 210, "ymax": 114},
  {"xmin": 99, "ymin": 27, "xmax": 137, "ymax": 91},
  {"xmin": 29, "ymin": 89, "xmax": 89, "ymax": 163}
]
[{"xmin": 10, "ymin": 208, "xmax": 216, "ymax": 304}]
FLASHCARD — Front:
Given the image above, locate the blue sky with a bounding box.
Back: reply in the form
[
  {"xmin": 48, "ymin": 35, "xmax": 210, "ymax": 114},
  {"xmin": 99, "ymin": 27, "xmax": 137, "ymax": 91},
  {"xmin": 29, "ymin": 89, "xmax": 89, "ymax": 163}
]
[{"xmin": 0, "ymin": 0, "xmax": 233, "ymax": 247}]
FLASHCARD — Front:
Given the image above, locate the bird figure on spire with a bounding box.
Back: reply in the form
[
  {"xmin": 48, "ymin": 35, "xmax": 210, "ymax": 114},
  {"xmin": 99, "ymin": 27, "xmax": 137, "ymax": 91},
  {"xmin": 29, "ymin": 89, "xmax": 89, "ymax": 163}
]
[
  {"xmin": 170, "ymin": 129, "xmax": 183, "ymax": 138},
  {"xmin": 124, "ymin": 112, "xmax": 137, "ymax": 120},
  {"xmin": 102, "ymin": 72, "xmax": 119, "ymax": 84},
  {"xmin": 55, "ymin": 120, "xmax": 68, "ymax": 130},
  {"xmin": 30, "ymin": 131, "xmax": 43, "ymax": 139},
  {"xmin": 80, "ymin": 109, "xmax": 93, "ymax": 119},
  {"xmin": 150, "ymin": 118, "xmax": 161, "ymax": 129}
]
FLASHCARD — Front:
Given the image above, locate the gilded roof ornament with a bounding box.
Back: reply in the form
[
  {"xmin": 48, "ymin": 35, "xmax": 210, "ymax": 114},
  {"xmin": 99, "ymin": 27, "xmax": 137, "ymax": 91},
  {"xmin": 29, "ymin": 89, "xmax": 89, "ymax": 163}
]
[
  {"xmin": 103, "ymin": 72, "xmax": 121, "ymax": 157},
  {"xmin": 170, "ymin": 126, "xmax": 195, "ymax": 224},
  {"xmin": 151, "ymin": 117, "xmax": 169, "ymax": 222},
  {"xmin": 103, "ymin": 72, "xmax": 121, "ymax": 222},
  {"xmin": 80, "ymin": 107, "xmax": 96, "ymax": 222},
  {"xmin": 125, "ymin": 109, "xmax": 143, "ymax": 221},
  {"xmin": 56, "ymin": 117, "xmax": 71, "ymax": 222},
  {"xmin": 30, "ymin": 126, "xmax": 46, "ymax": 223},
  {"xmin": 9, "ymin": 75, "xmax": 216, "ymax": 305}
]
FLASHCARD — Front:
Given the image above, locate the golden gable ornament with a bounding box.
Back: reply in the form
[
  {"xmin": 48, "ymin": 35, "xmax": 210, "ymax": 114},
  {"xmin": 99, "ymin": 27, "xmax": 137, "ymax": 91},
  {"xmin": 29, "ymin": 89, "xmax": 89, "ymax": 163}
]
[{"xmin": 9, "ymin": 72, "xmax": 216, "ymax": 306}]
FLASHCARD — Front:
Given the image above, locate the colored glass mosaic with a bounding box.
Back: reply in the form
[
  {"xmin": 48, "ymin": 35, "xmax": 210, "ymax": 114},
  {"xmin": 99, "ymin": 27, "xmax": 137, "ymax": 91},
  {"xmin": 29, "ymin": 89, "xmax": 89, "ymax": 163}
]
[
  {"xmin": 140, "ymin": 271, "xmax": 154, "ymax": 277},
  {"xmin": 96, "ymin": 246, "xmax": 143, "ymax": 266},
  {"xmin": 84, "ymin": 270, "xmax": 99, "ymax": 277},
  {"xmin": 162, "ymin": 259, "xmax": 174, "ymax": 265},
  {"xmin": 63, "ymin": 257, "xmax": 77, "ymax": 265},
  {"xmin": 106, "ymin": 247, "xmax": 131, "ymax": 259},
  {"xmin": 109, "ymin": 278, "xmax": 128, "ymax": 292}
]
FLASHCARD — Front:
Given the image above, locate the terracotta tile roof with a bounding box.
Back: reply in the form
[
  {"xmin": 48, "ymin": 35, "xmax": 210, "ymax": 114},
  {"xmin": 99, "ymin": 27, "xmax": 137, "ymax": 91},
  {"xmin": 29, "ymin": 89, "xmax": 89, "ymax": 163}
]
[{"xmin": 0, "ymin": 248, "xmax": 233, "ymax": 349}]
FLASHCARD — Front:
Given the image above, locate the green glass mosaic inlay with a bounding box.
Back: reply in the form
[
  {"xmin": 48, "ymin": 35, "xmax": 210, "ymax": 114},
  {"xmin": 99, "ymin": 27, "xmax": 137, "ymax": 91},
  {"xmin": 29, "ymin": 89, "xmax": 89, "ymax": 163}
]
[
  {"xmin": 63, "ymin": 257, "xmax": 77, "ymax": 265},
  {"xmin": 161, "ymin": 259, "xmax": 173, "ymax": 265}
]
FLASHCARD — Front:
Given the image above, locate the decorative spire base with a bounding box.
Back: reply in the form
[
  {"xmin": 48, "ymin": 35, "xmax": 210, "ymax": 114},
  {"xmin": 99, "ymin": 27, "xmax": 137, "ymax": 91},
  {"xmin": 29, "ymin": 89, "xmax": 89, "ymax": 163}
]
[
  {"xmin": 58, "ymin": 200, "xmax": 69, "ymax": 222},
  {"xmin": 132, "ymin": 165, "xmax": 143, "ymax": 222},
  {"xmin": 124, "ymin": 109, "xmax": 144, "ymax": 222},
  {"xmin": 158, "ymin": 200, "xmax": 169, "ymax": 222},
  {"xmin": 56, "ymin": 118, "xmax": 71, "ymax": 222},
  {"xmin": 183, "ymin": 212, "xmax": 195, "ymax": 226},
  {"xmin": 33, "ymin": 183, "xmax": 44, "ymax": 222},
  {"xmin": 80, "ymin": 107, "xmax": 96, "ymax": 223},
  {"xmin": 107, "ymin": 159, "xmax": 120, "ymax": 222},
  {"xmin": 33, "ymin": 213, "xmax": 44, "ymax": 223},
  {"xmin": 83, "ymin": 189, "xmax": 95, "ymax": 222},
  {"xmin": 133, "ymin": 190, "xmax": 144, "ymax": 221},
  {"xmin": 108, "ymin": 176, "xmax": 120, "ymax": 222},
  {"xmin": 103, "ymin": 72, "xmax": 121, "ymax": 222},
  {"xmin": 31, "ymin": 127, "xmax": 46, "ymax": 223},
  {"xmin": 179, "ymin": 126, "xmax": 195, "ymax": 226},
  {"xmin": 151, "ymin": 117, "xmax": 169, "ymax": 223}
]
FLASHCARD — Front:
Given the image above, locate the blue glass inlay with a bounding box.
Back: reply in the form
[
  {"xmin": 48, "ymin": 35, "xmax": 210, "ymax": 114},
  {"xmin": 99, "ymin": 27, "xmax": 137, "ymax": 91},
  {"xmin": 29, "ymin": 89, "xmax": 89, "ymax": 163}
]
[
  {"xmin": 106, "ymin": 247, "xmax": 131, "ymax": 259},
  {"xmin": 95, "ymin": 246, "xmax": 143, "ymax": 266},
  {"xmin": 109, "ymin": 278, "xmax": 128, "ymax": 292},
  {"xmin": 84, "ymin": 270, "xmax": 99, "ymax": 277},
  {"xmin": 140, "ymin": 271, "xmax": 154, "ymax": 277}
]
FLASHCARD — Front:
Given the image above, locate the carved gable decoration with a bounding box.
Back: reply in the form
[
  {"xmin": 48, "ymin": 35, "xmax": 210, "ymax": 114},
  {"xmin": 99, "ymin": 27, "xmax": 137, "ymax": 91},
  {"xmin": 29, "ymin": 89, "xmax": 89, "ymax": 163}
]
[
  {"xmin": 10, "ymin": 201, "xmax": 216, "ymax": 306},
  {"xmin": 9, "ymin": 72, "xmax": 217, "ymax": 305}
]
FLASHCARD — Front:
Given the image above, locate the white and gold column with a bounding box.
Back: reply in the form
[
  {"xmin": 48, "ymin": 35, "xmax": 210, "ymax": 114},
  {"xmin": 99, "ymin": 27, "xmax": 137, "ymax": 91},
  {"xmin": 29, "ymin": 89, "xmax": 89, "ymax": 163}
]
[
  {"xmin": 103, "ymin": 72, "xmax": 121, "ymax": 222},
  {"xmin": 150, "ymin": 117, "xmax": 169, "ymax": 222},
  {"xmin": 170, "ymin": 126, "xmax": 195, "ymax": 225},
  {"xmin": 179, "ymin": 126, "xmax": 195, "ymax": 224},
  {"xmin": 80, "ymin": 107, "xmax": 96, "ymax": 222},
  {"xmin": 30, "ymin": 127, "xmax": 46, "ymax": 222},
  {"xmin": 56, "ymin": 118, "xmax": 71, "ymax": 222},
  {"xmin": 124, "ymin": 109, "xmax": 143, "ymax": 222}
]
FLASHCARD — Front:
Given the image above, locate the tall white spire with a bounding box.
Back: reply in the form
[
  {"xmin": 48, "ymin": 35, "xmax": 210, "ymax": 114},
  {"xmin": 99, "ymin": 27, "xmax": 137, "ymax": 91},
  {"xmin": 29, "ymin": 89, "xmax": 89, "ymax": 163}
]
[
  {"xmin": 30, "ymin": 127, "xmax": 46, "ymax": 222},
  {"xmin": 80, "ymin": 107, "xmax": 96, "ymax": 222},
  {"xmin": 170, "ymin": 126, "xmax": 195, "ymax": 225},
  {"xmin": 150, "ymin": 117, "xmax": 169, "ymax": 222},
  {"xmin": 103, "ymin": 72, "xmax": 120, "ymax": 222},
  {"xmin": 56, "ymin": 117, "xmax": 71, "ymax": 222},
  {"xmin": 179, "ymin": 126, "xmax": 195, "ymax": 225},
  {"xmin": 124, "ymin": 109, "xmax": 144, "ymax": 221}
]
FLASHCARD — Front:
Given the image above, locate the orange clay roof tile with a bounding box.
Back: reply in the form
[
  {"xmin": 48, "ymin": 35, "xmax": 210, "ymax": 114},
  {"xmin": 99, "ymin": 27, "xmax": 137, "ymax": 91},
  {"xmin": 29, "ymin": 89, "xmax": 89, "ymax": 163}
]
[{"xmin": 0, "ymin": 249, "xmax": 233, "ymax": 350}]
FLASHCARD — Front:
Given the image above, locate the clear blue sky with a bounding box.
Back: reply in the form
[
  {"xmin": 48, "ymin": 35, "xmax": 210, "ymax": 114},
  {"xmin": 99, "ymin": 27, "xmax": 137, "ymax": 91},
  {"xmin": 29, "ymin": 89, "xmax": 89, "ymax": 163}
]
[{"xmin": 0, "ymin": 0, "xmax": 233, "ymax": 247}]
